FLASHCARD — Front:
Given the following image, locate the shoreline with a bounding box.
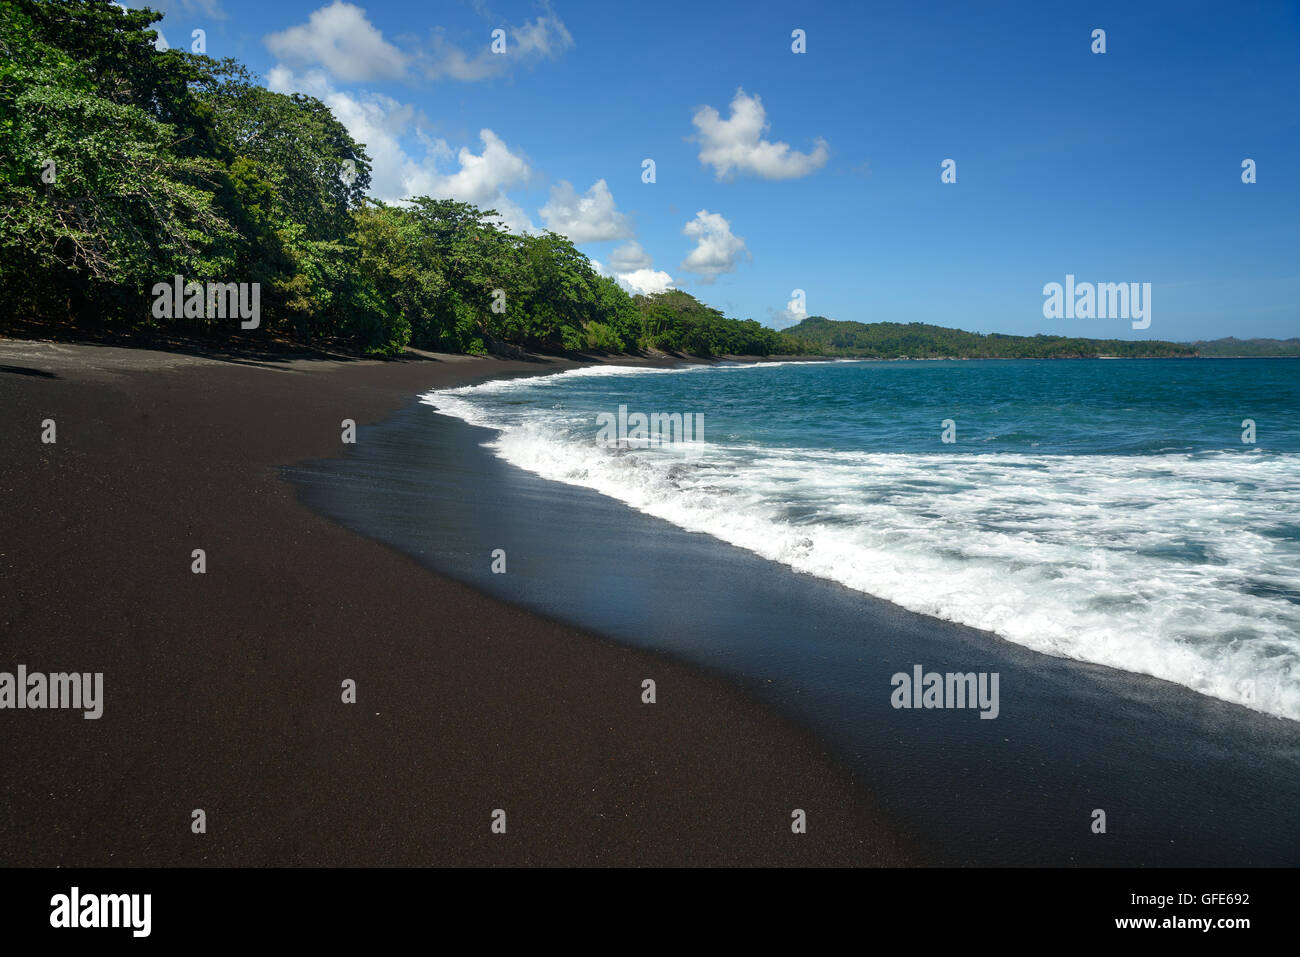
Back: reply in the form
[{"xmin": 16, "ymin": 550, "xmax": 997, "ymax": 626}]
[
  {"xmin": 0, "ymin": 336, "xmax": 902, "ymax": 866},
  {"xmin": 292, "ymin": 352, "xmax": 1300, "ymax": 866}
]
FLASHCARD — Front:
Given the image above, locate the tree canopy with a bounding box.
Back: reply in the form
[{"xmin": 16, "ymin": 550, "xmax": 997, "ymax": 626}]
[{"xmin": 0, "ymin": 0, "xmax": 793, "ymax": 357}]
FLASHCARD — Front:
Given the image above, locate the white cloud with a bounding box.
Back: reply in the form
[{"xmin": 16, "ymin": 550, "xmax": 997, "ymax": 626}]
[
  {"xmin": 263, "ymin": 3, "xmax": 573, "ymax": 85},
  {"xmin": 614, "ymin": 268, "xmax": 676, "ymax": 296},
  {"xmin": 265, "ymin": 2, "xmax": 408, "ymax": 83},
  {"xmin": 423, "ymin": 33, "xmax": 503, "ymax": 82},
  {"xmin": 768, "ymin": 289, "xmax": 808, "ymax": 327},
  {"xmin": 407, "ymin": 130, "xmax": 530, "ymax": 206},
  {"xmin": 680, "ymin": 210, "xmax": 748, "ymax": 282},
  {"xmin": 406, "ymin": 129, "xmax": 535, "ymax": 232},
  {"xmin": 511, "ymin": 15, "xmax": 573, "ymax": 57},
  {"xmin": 691, "ymin": 89, "xmax": 829, "ymax": 180},
  {"xmin": 422, "ymin": 14, "xmax": 574, "ymax": 81},
  {"xmin": 266, "ymin": 67, "xmax": 535, "ymax": 232},
  {"xmin": 593, "ymin": 242, "xmax": 674, "ymax": 295},
  {"xmin": 539, "ymin": 179, "xmax": 633, "ymax": 243},
  {"xmin": 608, "ymin": 241, "xmax": 652, "ymax": 273}
]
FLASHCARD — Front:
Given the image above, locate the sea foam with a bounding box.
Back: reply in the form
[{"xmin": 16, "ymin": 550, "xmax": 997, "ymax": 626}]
[{"xmin": 424, "ymin": 364, "xmax": 1300, "ymax": 721}]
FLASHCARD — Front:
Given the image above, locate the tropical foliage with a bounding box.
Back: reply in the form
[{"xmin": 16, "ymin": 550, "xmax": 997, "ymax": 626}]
[{"xmin": 0, "ymin": 0, "xmax": 790, "ymax": 357}]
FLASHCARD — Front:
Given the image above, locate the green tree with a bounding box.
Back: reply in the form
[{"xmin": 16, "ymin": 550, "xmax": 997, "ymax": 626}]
[{"xmin": 0, "ymin": 0, "xmax": 234, "ymax": 324}]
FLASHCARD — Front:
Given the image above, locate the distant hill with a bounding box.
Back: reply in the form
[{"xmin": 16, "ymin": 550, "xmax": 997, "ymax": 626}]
[
  {"xmin": 782, "ymin": 317, "xmax": 1197, "ymax": 359},
  {"xmin": 1188, "ymin": 337, "xmax": 1300, "ymax": 357}
]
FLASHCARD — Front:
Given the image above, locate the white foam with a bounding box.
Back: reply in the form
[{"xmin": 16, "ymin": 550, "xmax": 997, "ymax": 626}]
[
  {"xmin": 443, "ymin": 359, "xmax": 819, "ymax": 397},
  {"xmin": 422, "ymin": 385, "xmax": 1300, "ymax": 722}
]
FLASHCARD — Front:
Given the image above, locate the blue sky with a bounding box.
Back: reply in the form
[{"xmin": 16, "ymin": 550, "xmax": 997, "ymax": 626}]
[{"xmin": 138, "ymin": 0, "xmax": 1299, "ymax": 340}]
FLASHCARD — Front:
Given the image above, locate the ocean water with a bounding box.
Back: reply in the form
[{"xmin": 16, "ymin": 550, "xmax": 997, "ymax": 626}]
[{"xmin": 424, "ymin": 358, "xmax": 1300, "ymax": 722}]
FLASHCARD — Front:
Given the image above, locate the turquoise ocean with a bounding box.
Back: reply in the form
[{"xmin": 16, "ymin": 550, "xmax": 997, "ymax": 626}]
[{"xmin": 427, "ymin": 358, "xmax": 1300, "ymax": 722}]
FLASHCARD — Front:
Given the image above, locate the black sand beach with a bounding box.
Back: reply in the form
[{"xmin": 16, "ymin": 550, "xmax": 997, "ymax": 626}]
[
  {"xmin": 292, "ymin": 390, "xmax": 1300, "ymax": 867},
  {"xmin": 4, "ymin": 336, "xmax": 1298, "ymax": 869},
  {"xmin": 0, "ymin": 339, "xmax": 898, "ymax": 866}
]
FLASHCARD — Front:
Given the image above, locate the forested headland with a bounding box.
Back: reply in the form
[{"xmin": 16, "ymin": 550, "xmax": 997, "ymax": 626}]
[
  {"xmin": 1191, "ymin": 337, "xmax": 1300, "ymax": 358},
  {"xmin": 783, "ymin": 317, "xmax": 1198, "ymax": 359}
]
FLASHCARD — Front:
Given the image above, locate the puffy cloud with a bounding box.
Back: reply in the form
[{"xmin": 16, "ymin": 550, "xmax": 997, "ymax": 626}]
[
  {"xmin": 408, "ymin": 130, "xmax": 531, "ymax": 206},
  {"xmin": 593, "ymin": 242, "xmax": 674, "ymax": 295},
  {"xmin": 264, "ymin": 2, "xmax": 573, "ymax": 85},
  {"xmin": 539, "ymin": 179, "xmax": 633, "ymax": 243},
  {"xmin": 266, "ymin": 67, "xmax": 535, "ymax": 232},
  {"xmin": 614, "ymin": 268, "xmax": 676, "ymax": 296},
  {"xmin": 608, "ymin": 241, "xmax": 652, "ymax": 273},
  {"xmin": 265, "ymin": 2, "xmax": 408, "ymax": 83},
  {"xmin": 680, "ymin": 210, "xmax": 748, "ymax": 282},
  {"xmin": 691, "ymin": 88, "xmax": 829, "ymax": 180}
]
